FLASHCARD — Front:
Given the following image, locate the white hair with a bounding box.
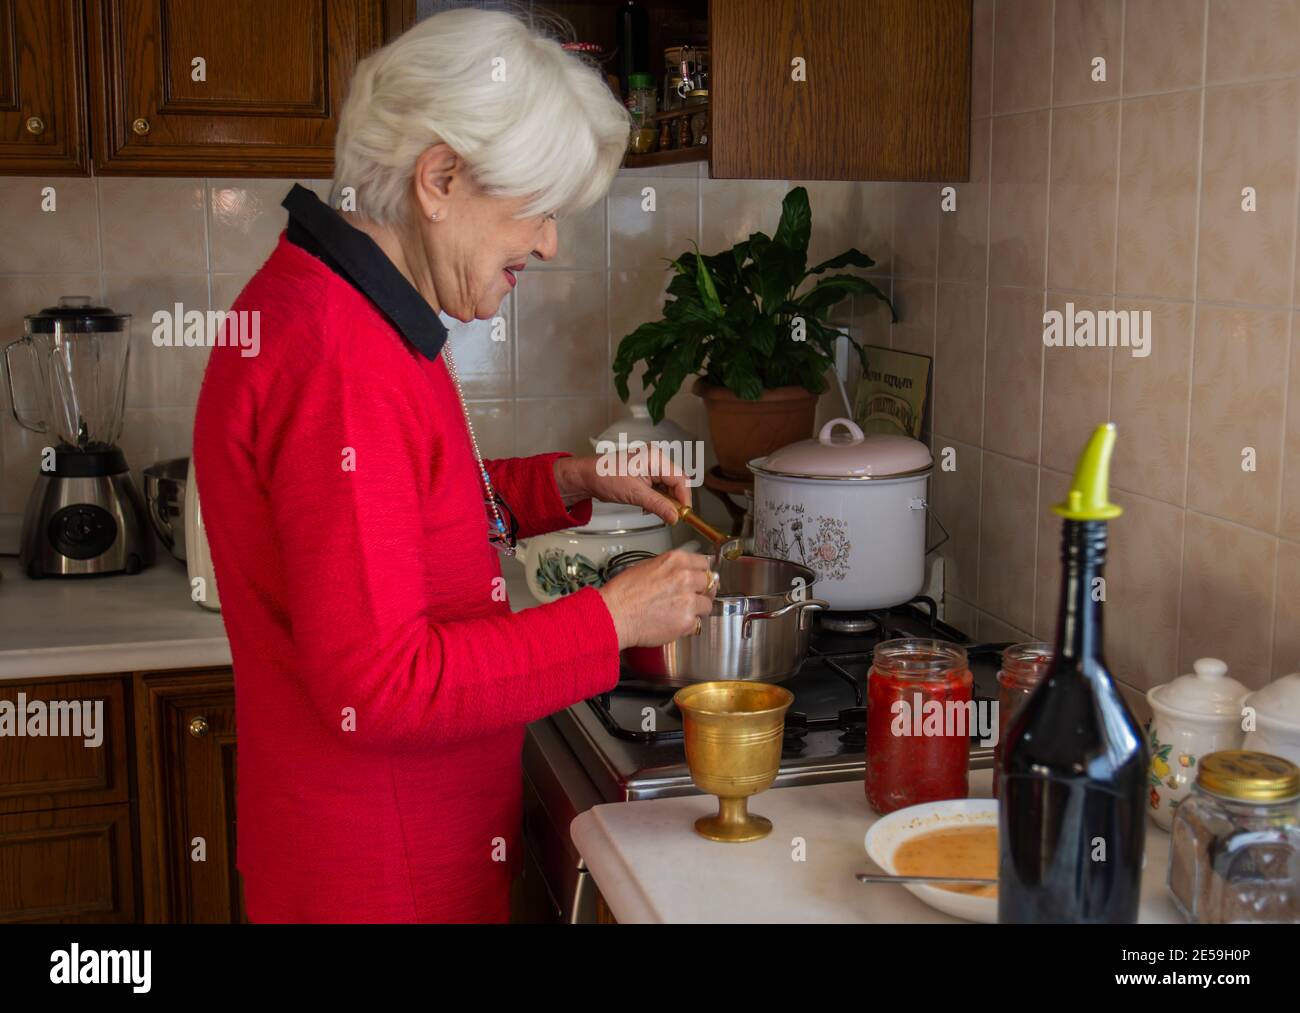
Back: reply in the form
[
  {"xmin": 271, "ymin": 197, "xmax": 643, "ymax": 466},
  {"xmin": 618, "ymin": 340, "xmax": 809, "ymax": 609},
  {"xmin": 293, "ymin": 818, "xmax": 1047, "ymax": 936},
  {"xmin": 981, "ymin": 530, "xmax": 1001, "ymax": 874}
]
[{"xmin": 331, "ymin": 8, "xmax": 631, "ymax": 225}]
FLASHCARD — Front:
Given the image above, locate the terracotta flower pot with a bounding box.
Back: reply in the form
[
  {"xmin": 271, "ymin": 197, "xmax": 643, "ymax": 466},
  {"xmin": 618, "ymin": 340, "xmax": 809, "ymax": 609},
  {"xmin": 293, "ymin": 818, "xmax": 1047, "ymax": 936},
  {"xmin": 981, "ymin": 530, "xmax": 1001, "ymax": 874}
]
[{"xmin": 693, "ymin": 379, "xmax": 819, "ymax": 480}]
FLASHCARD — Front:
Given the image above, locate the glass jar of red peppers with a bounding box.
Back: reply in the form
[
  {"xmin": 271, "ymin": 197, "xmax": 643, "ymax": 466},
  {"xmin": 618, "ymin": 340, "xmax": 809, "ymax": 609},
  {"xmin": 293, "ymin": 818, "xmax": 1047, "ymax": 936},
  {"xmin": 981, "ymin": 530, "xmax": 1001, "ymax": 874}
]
[
  {"xmin": 993, "ymin": 642, "xmax": 1052, "ymax": 797},
  {"xmin": 866, "ymin": 638, "xmax": 973, "ymax": 813}
]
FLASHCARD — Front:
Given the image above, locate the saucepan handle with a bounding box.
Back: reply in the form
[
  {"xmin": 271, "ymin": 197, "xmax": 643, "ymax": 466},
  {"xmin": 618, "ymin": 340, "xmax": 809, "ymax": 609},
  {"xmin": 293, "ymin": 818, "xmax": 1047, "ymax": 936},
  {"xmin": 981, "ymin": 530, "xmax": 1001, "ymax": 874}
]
[{"xmin": 741, "ymin": 598, "xmax": 829, "ymax": 639}]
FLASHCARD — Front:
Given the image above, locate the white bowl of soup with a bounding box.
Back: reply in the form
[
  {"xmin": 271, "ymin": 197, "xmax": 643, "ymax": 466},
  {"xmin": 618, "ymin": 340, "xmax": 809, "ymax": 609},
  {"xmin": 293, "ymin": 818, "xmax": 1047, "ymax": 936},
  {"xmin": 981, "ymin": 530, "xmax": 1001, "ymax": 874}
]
[{"xmin": 863, "ymin": 798, "xmax": 998, "ymax": 923}]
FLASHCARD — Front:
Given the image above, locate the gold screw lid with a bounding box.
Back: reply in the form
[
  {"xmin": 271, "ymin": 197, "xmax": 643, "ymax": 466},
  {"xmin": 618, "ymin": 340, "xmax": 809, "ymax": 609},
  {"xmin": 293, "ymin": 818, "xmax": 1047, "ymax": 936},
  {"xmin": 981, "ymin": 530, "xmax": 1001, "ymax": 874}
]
[{"xmin": 1196, "ymin": 750, "xmax": 1300, "ymax": 802}]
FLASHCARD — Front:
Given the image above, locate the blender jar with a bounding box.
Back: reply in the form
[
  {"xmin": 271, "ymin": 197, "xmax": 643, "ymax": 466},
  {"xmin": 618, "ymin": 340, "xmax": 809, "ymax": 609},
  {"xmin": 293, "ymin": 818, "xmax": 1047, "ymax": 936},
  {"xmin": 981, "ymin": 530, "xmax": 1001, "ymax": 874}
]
[{"xmin": 5, "ymin": 296, "xmax": 132, "ymax": 450}]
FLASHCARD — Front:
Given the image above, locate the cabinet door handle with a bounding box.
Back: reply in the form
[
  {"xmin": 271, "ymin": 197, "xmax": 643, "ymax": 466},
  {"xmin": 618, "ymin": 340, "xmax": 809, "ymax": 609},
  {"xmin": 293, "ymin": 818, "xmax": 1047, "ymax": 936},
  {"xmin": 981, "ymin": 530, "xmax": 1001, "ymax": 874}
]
[
  {"xmin": 132, "ymin": 117, "xmax": 151, "ymax": 136},
  {"xmin": 25, "ymin": 116, "xmax": 45, "ymax": 135},
  {"xmin": 189, "ymin": 716, "xmax": 209, "ymax": 738}
]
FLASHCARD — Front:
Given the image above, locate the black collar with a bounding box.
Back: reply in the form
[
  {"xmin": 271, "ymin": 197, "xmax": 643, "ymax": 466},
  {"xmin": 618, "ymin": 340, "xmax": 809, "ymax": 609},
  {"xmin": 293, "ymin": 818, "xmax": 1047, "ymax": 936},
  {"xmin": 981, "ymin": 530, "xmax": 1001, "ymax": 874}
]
[{"xmin": 281, "ymin": 184, "xmax": 448, "ymax": 363}]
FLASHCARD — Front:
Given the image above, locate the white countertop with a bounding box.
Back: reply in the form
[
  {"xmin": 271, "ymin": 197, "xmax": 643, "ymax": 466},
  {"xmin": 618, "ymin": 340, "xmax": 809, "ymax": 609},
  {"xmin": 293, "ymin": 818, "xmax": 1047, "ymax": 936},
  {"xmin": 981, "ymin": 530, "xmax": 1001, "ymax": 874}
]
[
  {"xmin": 0, "ymin": 555, "xmax": 537, "ymax": 681},
  {"xmin": 570, "ymin": 769, "xmax": 1182, "ymax": 924}
]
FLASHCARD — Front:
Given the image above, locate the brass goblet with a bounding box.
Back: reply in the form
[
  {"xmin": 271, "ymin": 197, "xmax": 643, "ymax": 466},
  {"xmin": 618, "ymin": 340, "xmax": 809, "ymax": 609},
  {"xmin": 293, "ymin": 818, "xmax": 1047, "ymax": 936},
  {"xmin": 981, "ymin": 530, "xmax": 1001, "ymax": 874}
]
[{"xmin": 674, "ymin": 681, "xmax": 794, "ymax": 842}]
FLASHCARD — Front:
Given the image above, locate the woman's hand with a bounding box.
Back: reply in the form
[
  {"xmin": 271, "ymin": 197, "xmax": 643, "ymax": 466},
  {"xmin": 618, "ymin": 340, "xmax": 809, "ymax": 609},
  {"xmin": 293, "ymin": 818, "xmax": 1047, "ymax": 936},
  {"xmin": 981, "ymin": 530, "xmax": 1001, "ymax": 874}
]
[
  {"xmin": 597, "ymin": 550, "xmax": 716, "ymax": 649},
  {"xmin": 553, "ymin": 445, "xmax": 691, "ymax": 525}
]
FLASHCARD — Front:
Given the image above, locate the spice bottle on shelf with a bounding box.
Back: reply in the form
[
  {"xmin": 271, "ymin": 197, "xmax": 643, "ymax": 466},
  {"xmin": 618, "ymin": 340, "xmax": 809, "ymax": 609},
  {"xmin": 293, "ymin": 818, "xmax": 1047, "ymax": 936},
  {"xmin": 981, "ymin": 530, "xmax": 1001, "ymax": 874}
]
[
  {"xmin": 1167, "ymin": 750, "xmax": 1300, "ymax": 923},
  {"xmin": 993, "ymin": 642, "xmax": 1052, "ymax": 797},
  {"xmin": 999, "ymin": 424, "xmax": 1148, "ymax": 923},
  {"xmin": 625, "ymin": 72, "xmax": 658, "ymax": 155},
  {"xmin": 865, "ymin": 638, "xmax": 972, "ymax": 814}
]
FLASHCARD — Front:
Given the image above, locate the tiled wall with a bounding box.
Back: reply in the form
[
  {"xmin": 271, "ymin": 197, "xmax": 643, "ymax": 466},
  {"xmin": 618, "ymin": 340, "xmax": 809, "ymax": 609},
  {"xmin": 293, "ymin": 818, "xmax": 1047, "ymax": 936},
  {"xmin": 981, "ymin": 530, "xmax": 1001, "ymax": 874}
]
[
  {"xmin": 4, "ymin": 0, "xmax": 1293, "ymax": 695},
  {"xmin": 0, "ymin": 166, "xmax": 891, "ymax": 535},
  {"xmin": 919, "ymin": 0, "xmax": 1300, "ymax": 690}
]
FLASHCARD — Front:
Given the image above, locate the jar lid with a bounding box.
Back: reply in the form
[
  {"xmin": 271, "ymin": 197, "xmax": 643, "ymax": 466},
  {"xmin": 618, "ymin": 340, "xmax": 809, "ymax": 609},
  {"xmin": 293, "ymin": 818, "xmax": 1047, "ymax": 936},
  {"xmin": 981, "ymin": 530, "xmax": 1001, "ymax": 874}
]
[
  {"xmin": 1196, "ymin": 750, "xmax": 1300, "ymax": 802},
  {"xmin": 628, "ymin": 72, "xmax": 656, "ymax": 88},
  {"xmin": 1148, "ymin": 657, "xmax": 1249, "ymax": 718},
  {"xmin": 1243, "ymin": 672, "xmax": 1300, "ymax": 730},
  {"xmin": 27, "ymin": 295, "xmax": 130, "ymax": 334},
  {"xmin": 572, "ymin": 501, "xmax": 665, "ymax": 534},
  {"xmin": 751, "ymin": 417, "xmax": 932, "ymax": 480}
]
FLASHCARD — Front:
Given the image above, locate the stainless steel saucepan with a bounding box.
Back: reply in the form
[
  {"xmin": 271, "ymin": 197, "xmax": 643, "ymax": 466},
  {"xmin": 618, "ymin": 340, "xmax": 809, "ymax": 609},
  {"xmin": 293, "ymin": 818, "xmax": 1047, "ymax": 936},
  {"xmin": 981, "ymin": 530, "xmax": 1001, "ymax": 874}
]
[{"xmin": 606, "ymin": 550, "xmax": 828, "ymax": 687}]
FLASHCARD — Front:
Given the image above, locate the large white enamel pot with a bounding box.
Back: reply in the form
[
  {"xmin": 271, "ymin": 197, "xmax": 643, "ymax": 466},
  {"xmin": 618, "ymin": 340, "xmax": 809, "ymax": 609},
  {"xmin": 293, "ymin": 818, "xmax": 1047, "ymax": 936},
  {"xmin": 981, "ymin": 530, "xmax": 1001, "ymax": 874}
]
[{"xmin": 748, "ymin": 418, "xmax": 933, "ymax": 611}]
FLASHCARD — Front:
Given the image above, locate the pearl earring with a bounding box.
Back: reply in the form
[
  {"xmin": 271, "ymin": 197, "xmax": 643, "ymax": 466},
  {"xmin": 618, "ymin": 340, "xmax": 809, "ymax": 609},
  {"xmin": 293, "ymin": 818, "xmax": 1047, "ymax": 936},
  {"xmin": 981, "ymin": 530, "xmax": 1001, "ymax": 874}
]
[{"xmin": 429, "ymin": 211, "xmax": 440, "ymax": 222}]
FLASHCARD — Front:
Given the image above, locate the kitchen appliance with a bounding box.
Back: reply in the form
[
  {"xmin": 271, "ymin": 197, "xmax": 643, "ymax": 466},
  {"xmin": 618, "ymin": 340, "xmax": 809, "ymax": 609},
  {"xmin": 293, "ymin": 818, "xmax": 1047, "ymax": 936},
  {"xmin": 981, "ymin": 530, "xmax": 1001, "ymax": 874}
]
[
  {"xmin": 4, "ymin": 296, "xmax": 153, "ymax": 578},
  {"xmin": 144, "ymin": 457, "xmax": 189, "ymax": 562},
  {"xmin": 520, "ymin": 595, "xmax": 998, "ymax": 923},
  {"xmin": 610, "ymin": 551, "xmax": 827, "ymax": 686},
  {"xmin": 185, "ymin": 457, "xmax": 220, "ymax": 611},
  {"xmin": 749, "ymin": 417, "xmax": 936, "ymax": 611},
  {"xmin": 515, "ymin": 501, "xmax": 673, "ymax": 604}
]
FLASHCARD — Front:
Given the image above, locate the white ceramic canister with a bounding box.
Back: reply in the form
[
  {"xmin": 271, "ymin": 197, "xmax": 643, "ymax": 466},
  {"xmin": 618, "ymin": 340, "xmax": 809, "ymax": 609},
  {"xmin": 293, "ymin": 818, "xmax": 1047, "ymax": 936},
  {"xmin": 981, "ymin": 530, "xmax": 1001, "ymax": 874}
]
[
  {"xmin": 748, "ymin": 418, "xmax": 932, "ymax": 611},
  {"xmin": 184, "ymin": 456, "xmax": 221, "ymax": 612},
  {"xmin": 1145, "ymin": 658, "xmax": 1249, "ymax": 830},
  {"xmin": 517, "ymin": 501, "xmax": 672, "ymax": 604},
  {"xmin": 1242, "ymin": 673, "xmax": 1300, "ymax": 767}
]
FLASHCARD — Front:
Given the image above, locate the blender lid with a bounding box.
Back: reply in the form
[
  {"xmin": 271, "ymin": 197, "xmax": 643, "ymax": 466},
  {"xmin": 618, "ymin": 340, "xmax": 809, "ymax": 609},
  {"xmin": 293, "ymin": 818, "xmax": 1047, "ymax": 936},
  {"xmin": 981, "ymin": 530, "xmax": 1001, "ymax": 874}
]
[{"xmin": 28, "ymin": 295, "xmax": 130, "ymax": 333}]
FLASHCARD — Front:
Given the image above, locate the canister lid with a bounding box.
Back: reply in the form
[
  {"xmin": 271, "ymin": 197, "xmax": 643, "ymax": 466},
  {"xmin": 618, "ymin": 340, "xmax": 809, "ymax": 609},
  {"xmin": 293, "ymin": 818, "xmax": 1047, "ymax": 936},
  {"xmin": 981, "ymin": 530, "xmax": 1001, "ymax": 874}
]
[
  {"xmin": 28, "ymin": 295, "xmax": 129, "ymax": 334},
  {"xmin": 572, "ymin": 501, "xmax": 666, "ymax": 534},
  {"xmin": 1148, "ymin": 658, "xmax": 1249, "ymax": 718},
  {"xmin": 1196, "ymin": 750, "xmax": 1300, "ymax": 802},
  {"xmin": 1243, "ymin": 672, "xmax": 1300, "ymax": 731},
  {"xmin": 751, "ymin": 417, "xmax": 931, "ymax": 480}
]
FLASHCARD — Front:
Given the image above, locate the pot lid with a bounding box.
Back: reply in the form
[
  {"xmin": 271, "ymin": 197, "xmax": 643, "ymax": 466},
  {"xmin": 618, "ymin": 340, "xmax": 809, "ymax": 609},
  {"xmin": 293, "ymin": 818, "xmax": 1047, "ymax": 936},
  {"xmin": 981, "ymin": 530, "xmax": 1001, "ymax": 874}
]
[
  {"xmin": 1148, "ymin": 658, "xmax": 1249, "ymax": 718},
  {"xmin": 755, "ymin": 418, "xmax": 932, "ymax": 479},
  {"xmin": 573, "ymin": 501, "xmax": 666, "ymax": 534},
  {"xmin": 1244, "ymin": 672, "xmax": 1300, "ymax": 730},
  {"xmin": 27, "ymin": 295, "xmax": 130, "ymax": 334}
]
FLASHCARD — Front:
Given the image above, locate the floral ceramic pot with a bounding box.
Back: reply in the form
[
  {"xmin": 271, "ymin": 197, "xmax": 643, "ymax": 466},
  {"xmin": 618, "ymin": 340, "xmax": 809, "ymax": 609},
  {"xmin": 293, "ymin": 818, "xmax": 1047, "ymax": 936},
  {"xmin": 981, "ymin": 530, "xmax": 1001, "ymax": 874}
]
[
  {"xmin": 1146, "ymin": 658, "xmax": 1249, "ymax": 830},
  {"xmin": 516, "ymin": 502, "xmax": 672, "ymax": 604},
  {"xmin": 749, "ymin": 418, "xmax": 933, "ymax": 611}
]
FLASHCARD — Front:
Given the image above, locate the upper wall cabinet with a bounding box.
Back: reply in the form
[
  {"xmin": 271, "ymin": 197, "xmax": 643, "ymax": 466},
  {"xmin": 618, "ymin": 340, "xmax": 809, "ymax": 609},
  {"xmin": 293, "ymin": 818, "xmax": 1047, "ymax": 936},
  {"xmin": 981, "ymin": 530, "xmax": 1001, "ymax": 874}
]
[
  {"xmin": 710, "ymin": 0, "xmax": 971, "ymax": 180},
  {"xmin": 0, "ymin": 0, "xmax": 90, "ymax": 174},
  {"xmin": 87, "ymin": 0, "xmax": 386, "ymax": 176}
]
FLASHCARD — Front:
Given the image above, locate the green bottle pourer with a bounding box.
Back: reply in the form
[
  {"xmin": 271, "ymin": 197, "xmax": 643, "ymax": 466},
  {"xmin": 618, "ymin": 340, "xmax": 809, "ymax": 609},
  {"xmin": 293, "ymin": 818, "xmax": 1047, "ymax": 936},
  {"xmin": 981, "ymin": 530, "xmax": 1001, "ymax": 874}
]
[{"xmin": 1053, "ymin": 422, "xmax": 1123, "ymax": 521}]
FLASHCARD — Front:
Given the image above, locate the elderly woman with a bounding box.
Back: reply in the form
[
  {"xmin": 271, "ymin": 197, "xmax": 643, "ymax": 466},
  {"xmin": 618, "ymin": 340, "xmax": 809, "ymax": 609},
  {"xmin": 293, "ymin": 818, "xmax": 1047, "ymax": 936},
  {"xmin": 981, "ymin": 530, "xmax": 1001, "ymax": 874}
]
[{"xmin": 193, "ymin": 9, "xmax": 715, "ymax": 923}]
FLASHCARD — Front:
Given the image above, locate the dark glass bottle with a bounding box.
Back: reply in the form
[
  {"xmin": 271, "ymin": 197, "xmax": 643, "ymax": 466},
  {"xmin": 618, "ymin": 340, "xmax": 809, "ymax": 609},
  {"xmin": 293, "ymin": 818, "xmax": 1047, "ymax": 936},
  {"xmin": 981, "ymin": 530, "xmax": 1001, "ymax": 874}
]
[{"xmin": 998, "ymin": 426, "xmax": 1148, "ymax": 923}]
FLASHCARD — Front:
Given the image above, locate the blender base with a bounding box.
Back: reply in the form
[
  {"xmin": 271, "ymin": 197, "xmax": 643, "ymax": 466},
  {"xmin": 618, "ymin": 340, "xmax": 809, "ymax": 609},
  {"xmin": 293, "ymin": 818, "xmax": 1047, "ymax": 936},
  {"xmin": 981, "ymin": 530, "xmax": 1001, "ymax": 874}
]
[{"xmin": 20, "ymin": 458, "xmax": 155, "ymax": 578}]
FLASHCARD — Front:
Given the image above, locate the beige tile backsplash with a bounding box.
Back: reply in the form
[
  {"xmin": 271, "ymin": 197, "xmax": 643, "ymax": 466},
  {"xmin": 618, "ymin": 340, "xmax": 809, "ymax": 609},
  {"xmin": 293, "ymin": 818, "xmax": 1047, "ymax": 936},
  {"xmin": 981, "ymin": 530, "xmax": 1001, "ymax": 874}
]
[{"xmin": 2, "ymin": 0, "xmax": 1300, "ymax": 690}]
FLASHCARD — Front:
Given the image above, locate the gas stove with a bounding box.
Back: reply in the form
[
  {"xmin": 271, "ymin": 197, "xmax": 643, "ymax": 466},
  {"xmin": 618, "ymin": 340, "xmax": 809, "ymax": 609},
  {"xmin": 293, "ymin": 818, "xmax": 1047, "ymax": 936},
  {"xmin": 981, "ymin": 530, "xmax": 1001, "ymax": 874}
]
[
  {"xmin": 553, "ymin": 596, "xmax": 1003, "ymax": 803},
  {"xmin": 518, "ymin": 596, "xmax": 1004, "ymax": 922}
]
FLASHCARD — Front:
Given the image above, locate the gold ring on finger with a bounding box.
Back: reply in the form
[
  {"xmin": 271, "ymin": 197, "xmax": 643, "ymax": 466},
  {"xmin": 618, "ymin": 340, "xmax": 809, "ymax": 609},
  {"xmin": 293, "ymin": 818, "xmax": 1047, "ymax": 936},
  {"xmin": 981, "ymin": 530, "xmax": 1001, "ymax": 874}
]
[
  {"xmin": 693, "ymin": 616, "xmax": 703, "ymax": 636},
  {"xmin": 706, "ymin": 569, "xmax": 719, "ymax": 593}
]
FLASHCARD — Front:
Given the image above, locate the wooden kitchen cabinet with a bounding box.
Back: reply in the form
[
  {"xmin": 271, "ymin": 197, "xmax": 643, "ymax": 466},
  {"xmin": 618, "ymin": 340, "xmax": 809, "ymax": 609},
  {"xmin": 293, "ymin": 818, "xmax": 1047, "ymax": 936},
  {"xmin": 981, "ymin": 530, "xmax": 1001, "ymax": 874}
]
[
  {"xmin": 709, "ymin": 0, "xmax": 971, "ymax": 180},
  {"xmin": 0, "ymin": 803, "xmax": 137, "ymax": 923},
  {"xmin": 0, "ymin": 0, "xmax": 90, "ymax": 174},
  {"xmin": 86, "ymin": 0, "xmax": 387, "ymax": 176},
  {"xmin": 135, "ymin": 668, "xmax": 243, "ymax": 922}
]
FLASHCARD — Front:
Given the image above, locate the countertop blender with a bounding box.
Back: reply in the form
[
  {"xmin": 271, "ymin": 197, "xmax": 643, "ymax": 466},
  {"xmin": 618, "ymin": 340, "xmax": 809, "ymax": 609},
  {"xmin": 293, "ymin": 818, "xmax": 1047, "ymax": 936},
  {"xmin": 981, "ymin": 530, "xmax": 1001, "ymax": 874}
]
[{"xmin": 4, "ymin": 296, "xmax": 153, "ymax": 577}]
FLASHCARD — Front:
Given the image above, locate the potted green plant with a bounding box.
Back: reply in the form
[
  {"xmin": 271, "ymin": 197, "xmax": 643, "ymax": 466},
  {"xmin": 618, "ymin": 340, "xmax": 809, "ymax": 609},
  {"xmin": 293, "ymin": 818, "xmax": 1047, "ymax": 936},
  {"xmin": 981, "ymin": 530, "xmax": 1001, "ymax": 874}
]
[{"xmin": 613, "ymin": 186, "xmax": 896, "ymax": 479}]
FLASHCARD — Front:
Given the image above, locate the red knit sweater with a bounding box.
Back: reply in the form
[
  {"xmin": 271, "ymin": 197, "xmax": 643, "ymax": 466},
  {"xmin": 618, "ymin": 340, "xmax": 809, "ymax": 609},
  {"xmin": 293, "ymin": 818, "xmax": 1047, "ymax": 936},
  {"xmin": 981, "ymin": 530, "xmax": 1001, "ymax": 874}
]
[{"xmin": 193, "ymin": 236, "xmax": 620, "ymax": 923}]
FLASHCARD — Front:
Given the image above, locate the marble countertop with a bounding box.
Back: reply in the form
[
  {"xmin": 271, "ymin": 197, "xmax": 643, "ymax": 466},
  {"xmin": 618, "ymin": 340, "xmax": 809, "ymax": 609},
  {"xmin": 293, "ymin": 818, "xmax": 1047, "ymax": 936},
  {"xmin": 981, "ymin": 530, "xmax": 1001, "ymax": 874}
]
[
  {"xmin": 0, "ymin": 555, "xmax": 537, "ymax": 681},
  {"xmin": 570, "ymin": 769, "xmax": 1182, "ymax": 924}
]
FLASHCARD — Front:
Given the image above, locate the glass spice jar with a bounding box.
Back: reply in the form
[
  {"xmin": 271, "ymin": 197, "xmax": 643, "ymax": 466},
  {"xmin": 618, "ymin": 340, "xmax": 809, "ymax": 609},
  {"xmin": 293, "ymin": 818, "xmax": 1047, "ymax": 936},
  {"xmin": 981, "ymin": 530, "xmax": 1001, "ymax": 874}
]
[
  {"xmin": 1167, "ymin": 750, "xmax": 1300, "ymax": 923},
  {"xmin": 865, "ymin": 638, "xmax": 973, "ymax": 814},
  {"xmin": 993, "ymin": 642, "xmax": 1052, "ymax": 797}
]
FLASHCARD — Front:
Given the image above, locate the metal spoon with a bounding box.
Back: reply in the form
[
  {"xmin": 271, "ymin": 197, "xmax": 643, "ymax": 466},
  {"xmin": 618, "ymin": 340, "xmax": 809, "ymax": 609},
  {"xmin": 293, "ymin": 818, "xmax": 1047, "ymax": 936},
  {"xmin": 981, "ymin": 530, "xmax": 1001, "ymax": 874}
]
[{"xmin": 856, "ymin": 872, "xmax": 997, "ymax": 887}]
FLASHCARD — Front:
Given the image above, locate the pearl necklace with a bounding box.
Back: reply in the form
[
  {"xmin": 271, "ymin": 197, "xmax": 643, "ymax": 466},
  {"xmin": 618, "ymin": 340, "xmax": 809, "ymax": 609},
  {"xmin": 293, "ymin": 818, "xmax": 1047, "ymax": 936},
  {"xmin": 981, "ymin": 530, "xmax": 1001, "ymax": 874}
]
[{"xmin": 441, "ymin": 342, "xmax": 514, "ymax": 556}]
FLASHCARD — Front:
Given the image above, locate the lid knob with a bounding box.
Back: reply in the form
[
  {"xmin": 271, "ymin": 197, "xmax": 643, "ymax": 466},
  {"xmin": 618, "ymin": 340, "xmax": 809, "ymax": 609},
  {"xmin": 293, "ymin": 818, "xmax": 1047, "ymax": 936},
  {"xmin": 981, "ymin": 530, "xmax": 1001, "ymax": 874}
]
[
  {"xmin": 817, "ymin": 417, "xmax": 864, "ymax": 446},
  {"xmin": 1192, "ymin": 657, "xmax": 1229, "ymax": 681},
  {"xmin": 1053, "ymin": 423, "xmax": 1123, "ymax": 520}
]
